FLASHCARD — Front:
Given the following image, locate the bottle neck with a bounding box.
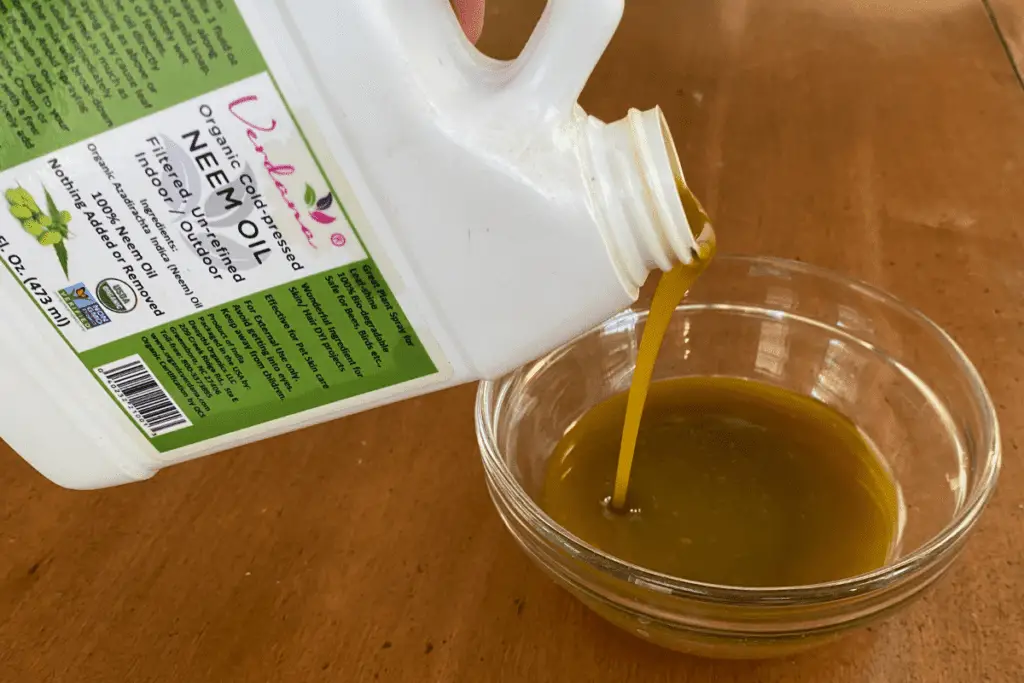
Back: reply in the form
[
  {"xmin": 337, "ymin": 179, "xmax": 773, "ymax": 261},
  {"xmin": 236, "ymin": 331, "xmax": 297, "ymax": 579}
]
[{"xmin": 583, "ymin": 106, "xmax": 713, "ymax": 291}]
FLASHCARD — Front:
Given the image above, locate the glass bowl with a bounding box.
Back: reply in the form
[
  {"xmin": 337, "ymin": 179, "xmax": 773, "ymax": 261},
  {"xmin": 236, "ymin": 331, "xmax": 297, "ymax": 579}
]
[{"xmin": 475, "ymin": 254, "xmax": 1000, "ymax": 659}]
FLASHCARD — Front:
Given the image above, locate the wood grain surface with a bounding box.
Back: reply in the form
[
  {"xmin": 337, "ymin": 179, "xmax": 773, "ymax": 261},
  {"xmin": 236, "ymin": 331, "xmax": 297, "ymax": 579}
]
[{"xmin": 3, "ymin": 0, "xmax": 1024, "ymax": 680}]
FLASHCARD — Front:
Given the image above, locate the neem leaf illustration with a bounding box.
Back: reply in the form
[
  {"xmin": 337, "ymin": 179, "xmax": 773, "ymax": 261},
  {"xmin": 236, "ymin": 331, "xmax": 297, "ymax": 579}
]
[
  {"xmin": 44, "ymin": 189, "xmax": 60, "ymax": 222},
  {"xmin": 310, "ymin": 211, "xmax": 336, "ymax": 224},
  {"xmin": 54, "ymin": 242, "xmax": 69, "ymax": 278},
  {"xmin": 316, "ymin": 193, "xmax": 333, "ymax": 211},
  {"xmin": 303, "ymin": 184, "xmax": 316, "ymax": 207}
]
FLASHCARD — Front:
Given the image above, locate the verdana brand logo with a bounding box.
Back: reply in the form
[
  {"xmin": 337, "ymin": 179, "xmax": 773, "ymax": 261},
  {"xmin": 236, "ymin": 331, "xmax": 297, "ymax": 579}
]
[{"xmin": 228, "ymin": 95, "xmax": 346, "ymax": 249}]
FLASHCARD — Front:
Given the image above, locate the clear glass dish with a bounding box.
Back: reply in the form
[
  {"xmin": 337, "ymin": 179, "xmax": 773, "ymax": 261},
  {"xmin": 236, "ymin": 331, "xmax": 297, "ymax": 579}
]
[{"xmin": 475, "ymin": 254, "xmax": 1000, "ymax": 658}]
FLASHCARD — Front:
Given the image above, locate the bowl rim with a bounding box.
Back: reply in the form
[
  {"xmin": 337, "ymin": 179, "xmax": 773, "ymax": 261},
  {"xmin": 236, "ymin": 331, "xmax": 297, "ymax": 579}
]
[{"xmin": 475, "ymin": 253, "xmax": 1001, "ymax": 605}]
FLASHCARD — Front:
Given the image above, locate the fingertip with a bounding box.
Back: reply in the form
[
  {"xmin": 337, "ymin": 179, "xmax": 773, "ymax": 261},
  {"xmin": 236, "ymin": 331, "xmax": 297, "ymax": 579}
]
[{"xmin": 454, "ymin": 0, "xmax": 485, "ymax": 44}]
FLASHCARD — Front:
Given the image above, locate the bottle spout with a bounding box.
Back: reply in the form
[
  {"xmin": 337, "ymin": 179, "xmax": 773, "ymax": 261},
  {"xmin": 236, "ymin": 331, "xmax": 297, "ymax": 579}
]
[{"xmin": 584, "ymin": 106, "xmax": 715, "ymax": 292}]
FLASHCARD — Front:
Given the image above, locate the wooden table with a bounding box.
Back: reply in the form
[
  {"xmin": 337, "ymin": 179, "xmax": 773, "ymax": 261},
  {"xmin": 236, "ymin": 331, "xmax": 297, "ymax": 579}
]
[{"xmin": 3, "ymin": 0, "xmax": 1024, "ymax": 680}]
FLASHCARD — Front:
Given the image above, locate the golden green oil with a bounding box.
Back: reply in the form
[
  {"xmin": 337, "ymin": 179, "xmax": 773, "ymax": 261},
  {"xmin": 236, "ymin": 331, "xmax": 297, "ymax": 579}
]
[{"xmin": 541, "ymin": 377, "xmax": 901, "ymax": 587}]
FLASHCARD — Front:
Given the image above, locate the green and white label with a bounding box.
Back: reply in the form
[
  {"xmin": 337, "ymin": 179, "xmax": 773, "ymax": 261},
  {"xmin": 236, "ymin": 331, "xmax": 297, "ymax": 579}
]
[{"xmin": 0, "ymin": 0, "xmax": 438, "ymax": 451}]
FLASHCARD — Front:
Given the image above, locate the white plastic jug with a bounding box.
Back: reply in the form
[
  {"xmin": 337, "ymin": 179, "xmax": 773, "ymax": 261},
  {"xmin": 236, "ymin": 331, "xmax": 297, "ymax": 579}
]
[{"xmin": 0, "ymin": 0, "xmax": 704, "ymax": 488}]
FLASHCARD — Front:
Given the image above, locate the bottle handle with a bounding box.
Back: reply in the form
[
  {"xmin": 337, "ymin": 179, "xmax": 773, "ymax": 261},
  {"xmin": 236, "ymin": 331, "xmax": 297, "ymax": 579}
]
[
  {"xmin": 382, "ymin": 1, "xmax": 623, "ymax": 123},
  {"xmin": 503, "ymin": 0, "xmax": 624, "ymax": 113}
]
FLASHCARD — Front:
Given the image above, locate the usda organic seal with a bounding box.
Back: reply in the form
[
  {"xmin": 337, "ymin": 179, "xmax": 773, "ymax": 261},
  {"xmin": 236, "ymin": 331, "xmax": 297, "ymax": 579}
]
[{"xmin": 95, "ymin": 279, "xmax": 138, "ymax": 314}]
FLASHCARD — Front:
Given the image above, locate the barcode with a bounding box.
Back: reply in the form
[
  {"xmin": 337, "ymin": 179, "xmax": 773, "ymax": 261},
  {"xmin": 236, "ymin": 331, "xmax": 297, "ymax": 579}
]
[{"xmin": 95, "ymin": 355, "xmax": 192, "ymax": 437}]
